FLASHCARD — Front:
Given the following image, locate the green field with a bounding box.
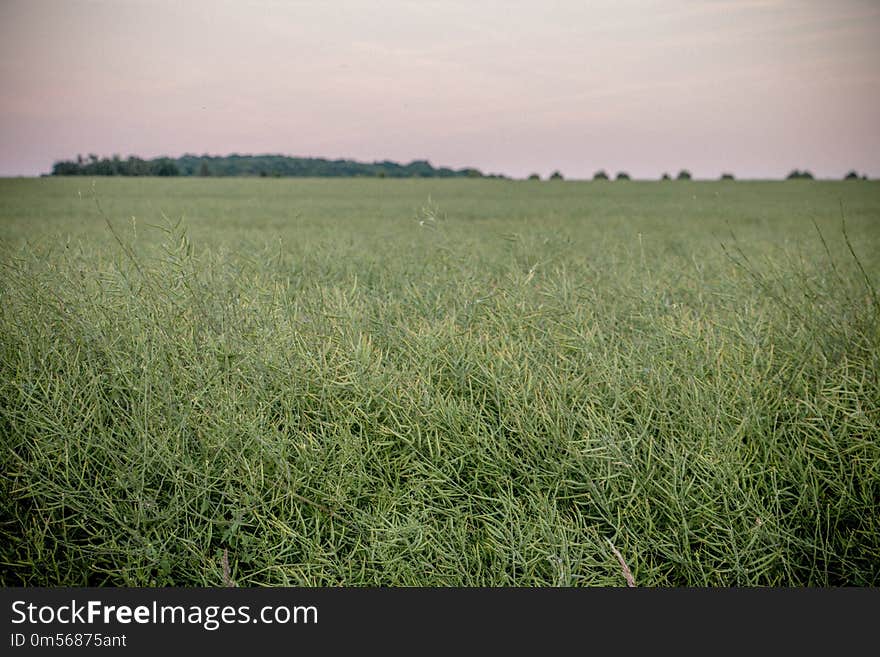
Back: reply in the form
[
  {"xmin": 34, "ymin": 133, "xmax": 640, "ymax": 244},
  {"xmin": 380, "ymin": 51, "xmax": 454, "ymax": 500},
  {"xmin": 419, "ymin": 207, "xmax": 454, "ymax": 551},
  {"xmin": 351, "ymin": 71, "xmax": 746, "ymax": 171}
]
[{"xmin": 1, "ymin": 177, "xmax": 878, "ymax": 586}]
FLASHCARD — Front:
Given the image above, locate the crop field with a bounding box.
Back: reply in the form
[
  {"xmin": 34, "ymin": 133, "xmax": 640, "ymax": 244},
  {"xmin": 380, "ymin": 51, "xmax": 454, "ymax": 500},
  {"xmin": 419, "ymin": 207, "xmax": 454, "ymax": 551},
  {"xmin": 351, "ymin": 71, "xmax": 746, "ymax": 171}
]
[{"xmin": 1, "ymin": 177, "xmax": 878, "ymax": 586}]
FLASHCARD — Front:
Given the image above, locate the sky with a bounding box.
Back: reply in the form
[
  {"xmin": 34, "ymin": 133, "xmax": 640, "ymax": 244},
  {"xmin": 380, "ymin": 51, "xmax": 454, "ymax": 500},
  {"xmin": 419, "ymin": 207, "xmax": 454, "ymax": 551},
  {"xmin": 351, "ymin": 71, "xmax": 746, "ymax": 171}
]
[{"xmin": 1, "ymin": 0, "xmax": 879, "ymax": 179}]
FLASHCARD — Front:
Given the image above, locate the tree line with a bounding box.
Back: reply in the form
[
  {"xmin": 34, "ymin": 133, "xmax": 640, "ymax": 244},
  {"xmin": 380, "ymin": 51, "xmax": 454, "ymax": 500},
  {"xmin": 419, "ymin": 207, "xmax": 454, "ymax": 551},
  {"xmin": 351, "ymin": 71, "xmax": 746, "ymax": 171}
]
[
  {"xmin": 50, "ymin": 154, "xmax": 506, "ymax": 179},
  {"xmin": 528, "ymin": 169, "xmax": 871, "ymax": 181},
  {"xmin": 50, "ymin": 154, "xmax": 870, "ymax": 181}
]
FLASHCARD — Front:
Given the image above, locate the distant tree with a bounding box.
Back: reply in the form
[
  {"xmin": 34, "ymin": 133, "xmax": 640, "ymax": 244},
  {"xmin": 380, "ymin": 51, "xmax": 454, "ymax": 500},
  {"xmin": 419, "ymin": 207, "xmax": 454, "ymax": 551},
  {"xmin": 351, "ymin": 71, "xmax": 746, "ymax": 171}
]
[
  {"xmin": 660, "ymin": 172, "xmax": 671, "ymax": 181},
  {"xmin": 720, "ymin": 173, "xmax": 735, "ymax": 180},
  {"xmin": 615, "ymin": 172, "xmax": 630, "ymax": 180},
  {"xmin": 127, "ymin": 156, "xmax": 150, "ymax": 175},
  {"xmin": 198, "ymin": 161, "xmax": 211, "ymax": 176},
  {"xmin": 528, "ymin": 173, "xmax": 541, "ymax": 180},
  {"xmin": 91, "ymin": 157, "xmax": 115, "ymax": 176},
  {"xmin": 153, "ymin": 158, "xmax": 180, "ymax": 176},
  {"xmin": 844, "ymin": 170, "xmax": 860, "ymax": 180},
  {"xmin": 52, "ymin": 160, "xmax": 80, "ymax": 175},
  {"xmin": 549, "ymin": 171, "xmax": 564, "ymax": 180},
  {"xmin": 677, "ymin": 169, "xmax": 692, "ymax": 180},
  {"xmin": 593, "ymin": 170, "xmax": 609, "ymax": 180},
  {"xmin": 863, "ymin": 174, "xmax": 869, "ymax": 180},
  {"xmin": 786, "ymin": 169, "xmax": 814, "ymax": 180}
]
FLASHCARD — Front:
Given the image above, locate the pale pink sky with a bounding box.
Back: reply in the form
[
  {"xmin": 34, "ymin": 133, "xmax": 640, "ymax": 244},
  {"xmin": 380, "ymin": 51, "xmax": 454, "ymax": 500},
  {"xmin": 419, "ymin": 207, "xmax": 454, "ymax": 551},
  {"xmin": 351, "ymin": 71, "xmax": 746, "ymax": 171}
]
[{"xmin": 1, "ymin": 0, "xmax": 879, "ymax": 179}]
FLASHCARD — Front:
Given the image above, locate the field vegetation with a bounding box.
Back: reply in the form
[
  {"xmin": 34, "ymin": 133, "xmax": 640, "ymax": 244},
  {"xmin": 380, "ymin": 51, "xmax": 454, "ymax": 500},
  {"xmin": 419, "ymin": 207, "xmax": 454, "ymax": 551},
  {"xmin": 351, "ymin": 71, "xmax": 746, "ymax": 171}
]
[{"xmin": 1, "ymin": 177, "xmax": 878, "ymax": 586}]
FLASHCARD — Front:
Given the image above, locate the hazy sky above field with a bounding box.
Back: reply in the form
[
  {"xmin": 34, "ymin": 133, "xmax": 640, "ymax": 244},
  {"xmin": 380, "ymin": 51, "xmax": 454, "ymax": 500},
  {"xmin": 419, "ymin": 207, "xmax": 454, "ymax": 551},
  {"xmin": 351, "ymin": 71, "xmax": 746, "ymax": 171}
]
[{"xmin": 1, "ymin": 0, "xmax": 879, "ymax": 179}]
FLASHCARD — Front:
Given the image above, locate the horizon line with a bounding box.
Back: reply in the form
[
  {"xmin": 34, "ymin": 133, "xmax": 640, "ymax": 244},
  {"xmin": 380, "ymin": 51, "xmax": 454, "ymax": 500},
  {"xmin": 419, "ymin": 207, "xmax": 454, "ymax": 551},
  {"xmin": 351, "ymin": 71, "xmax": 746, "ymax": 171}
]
[{"xmin": 27, "ymin": 152, "xmax": 877, "ymax": 182}]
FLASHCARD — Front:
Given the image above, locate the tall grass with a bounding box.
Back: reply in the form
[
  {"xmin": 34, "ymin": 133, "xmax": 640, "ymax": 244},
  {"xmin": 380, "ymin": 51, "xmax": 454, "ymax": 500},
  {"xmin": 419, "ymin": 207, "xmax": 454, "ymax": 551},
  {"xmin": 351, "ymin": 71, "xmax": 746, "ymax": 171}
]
[{"xmin": 1, "ymin": 178, "xmax": 878, "ymax": 586}]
